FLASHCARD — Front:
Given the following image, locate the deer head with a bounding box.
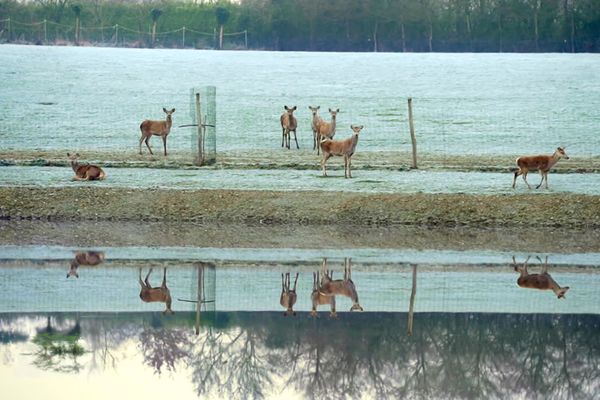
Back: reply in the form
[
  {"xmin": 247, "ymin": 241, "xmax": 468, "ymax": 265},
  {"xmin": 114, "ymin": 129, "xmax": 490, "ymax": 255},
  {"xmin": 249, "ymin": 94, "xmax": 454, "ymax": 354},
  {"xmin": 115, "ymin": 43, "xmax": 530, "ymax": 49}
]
[{"xmin": 556, "ymin": 147, "xmax": 569, "ymax": 160}]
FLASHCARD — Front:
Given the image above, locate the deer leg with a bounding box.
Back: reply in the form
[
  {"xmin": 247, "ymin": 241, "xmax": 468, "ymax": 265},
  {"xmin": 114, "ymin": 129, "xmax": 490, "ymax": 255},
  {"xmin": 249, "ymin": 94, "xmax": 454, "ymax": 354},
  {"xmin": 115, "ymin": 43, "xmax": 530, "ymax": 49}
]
[
  {"xmin": 522, "ymin": 171, "xmax": 531, "ymax": 189},
  {"xmin": 541, "ymin": 256, "xmax": 549, "ymax": 274},
  {"xmin": 144, "ymin": 136, "xmax": 154, "ymax": 155},
  {"xmin": 535, "ymin": 170, "xmax": 545, "ymax": 189},
  {"xmin": 293, "ymin": 129, "xmax": 299, "ymax": 149},
  {"xmin": 161, "ymin": 267, "xmax": 167, "ymax": 289},
  {"xmin": 286, "ymin": 130, "xmax": 291, "ymax": 149},
  {"xmin": 145, "ymin": 268, "xmax": 153, "ymax": 287},
  {"xmin": 292, "ymin": 272, "xmax": 299, "ymax": 291},
  {"xmin": 139, "ymin": 268, "xmax": 145, "ymax": 288},
  {"xmin": 162, "ymin": 135, "xmax": 168, "ymax": 157},
  {"xmin": 512, "ymin": 169, "xmax": 521, "ymax": 189},
  {"xmin": 316, "ymin": 133, "xmax": 321, "ymax": 155},
  {"xmin": 139, "ymin": 135, "xmax": 145, "ymax": 155},
  {"xmin": 281, "ymin": 128, "xmax": 285, "ymax": 148}
]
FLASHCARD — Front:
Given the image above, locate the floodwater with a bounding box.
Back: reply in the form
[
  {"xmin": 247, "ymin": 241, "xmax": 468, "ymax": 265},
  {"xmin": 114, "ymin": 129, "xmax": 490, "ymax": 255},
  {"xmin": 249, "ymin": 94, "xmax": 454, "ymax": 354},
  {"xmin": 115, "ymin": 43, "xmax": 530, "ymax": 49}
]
[
  {"xmin": 1, "ymin": 223, "xmax": 600, "ymax": 399},
  {"xmin": 2, "ymin": 165, "xmax": 600, "ymax": 195},
  {"xmin": 1, "ymin": 45, "xmax": 600, "ymax": 157}
]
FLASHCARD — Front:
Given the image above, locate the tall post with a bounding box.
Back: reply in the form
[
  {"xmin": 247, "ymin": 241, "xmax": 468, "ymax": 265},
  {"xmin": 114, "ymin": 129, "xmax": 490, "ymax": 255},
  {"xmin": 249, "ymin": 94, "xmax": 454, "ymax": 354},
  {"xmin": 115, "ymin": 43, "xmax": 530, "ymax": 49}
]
[
  {"xmin": 195, "ymin": 263, "xmax": 204, "ymax": 335},
  {"xmin": 195, "ymin": 92, "xmax": 204, "ymax": 165},
  {"xmin": 407, "ymin": 264, "xmax": 417, "ymax": 336},
  {"xmin": 407, "ymin": 97, "xmax": 418, "ymax": 169},
  {"xmin": 244, "ymin": 30, "xmax": 248, "ymax": 49},
  {"xmin": 182, "ymin": 26, "xmax": 186, "ymax": 48},
  {"xmin": 114, "ymin": 24, "xmax": 119, "ymax": 46},
  {"xmin": 7, "ymin": 17, "xmax": 11, "ymax": 42},
  {"xmin": 43, "ymin": 19, "xmax": 47, "ymax": 43}
]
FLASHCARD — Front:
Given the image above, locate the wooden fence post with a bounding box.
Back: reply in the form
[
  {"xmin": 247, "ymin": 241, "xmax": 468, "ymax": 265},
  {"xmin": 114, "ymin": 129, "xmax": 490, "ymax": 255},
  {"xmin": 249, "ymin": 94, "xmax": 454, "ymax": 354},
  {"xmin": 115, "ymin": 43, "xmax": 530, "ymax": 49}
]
[
  {"xmin": 408, "ymin": 97, "xmax": 418, "ymax": 169},
  {"xmin": 195, "ymin": 92, "xmax": 204, "ymax": 165}
]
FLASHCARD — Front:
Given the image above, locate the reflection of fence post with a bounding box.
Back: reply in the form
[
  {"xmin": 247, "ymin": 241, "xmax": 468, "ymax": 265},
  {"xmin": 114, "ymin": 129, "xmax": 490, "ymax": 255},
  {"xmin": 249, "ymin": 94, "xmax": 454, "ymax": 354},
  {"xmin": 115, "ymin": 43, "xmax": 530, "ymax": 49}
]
[
  {"xmin": 408, "ymin": 97, "xmax": 418, "ymax": 169},
  {"xmin": 195, "ymin": 92, "xmax": 204, "ymax": 166},
  {"xmin": 407, "ymin": 264, "xmax": 417, "ymax": 336},
  {"xmin": 195, "ymin": 263, "xmax": 204, "ymax": 335}
]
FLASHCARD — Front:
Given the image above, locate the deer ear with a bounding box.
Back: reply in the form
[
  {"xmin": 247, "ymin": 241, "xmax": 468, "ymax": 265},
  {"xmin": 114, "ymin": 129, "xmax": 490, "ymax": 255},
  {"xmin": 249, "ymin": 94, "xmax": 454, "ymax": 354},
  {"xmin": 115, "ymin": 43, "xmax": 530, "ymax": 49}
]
[
  {"xmin": 284, "ymin": 105, "xmax": 289, "ymax": 110},
  {"xmin": 67, "ymin": 152, "xmax": 71, "ymax": 157},
  {"xmin": 66, "ymin": 274, "xmax": 70, "ymax": 278},
  {"xmin": 317, "ymin": 106, "xmax": 320, "ymax": 110},
  {"xmin": 292, "ymin": 106, "xmax": 297, "ymax": 111},
  {"xmin": 171, "ymin": 108, "xmax": 176, "ymax": 113},
  {"xmin": 336, "ymin": 108, "xmax": 340, "ymax": 112},
  {"xmin": 163, "ymin": 107, "xmax": 167, "ymax": 113},
  {"xmin": 329, "ymin": 108, "xmax": 332, "ymax": 112}
]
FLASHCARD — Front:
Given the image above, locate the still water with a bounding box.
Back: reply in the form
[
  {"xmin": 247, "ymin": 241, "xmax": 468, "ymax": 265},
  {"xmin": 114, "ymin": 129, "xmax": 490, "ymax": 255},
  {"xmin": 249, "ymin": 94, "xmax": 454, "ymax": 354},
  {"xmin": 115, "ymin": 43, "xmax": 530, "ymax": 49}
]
[
  {"xmin": 1, "ymin": 239, "xmax": 599, "ymax": 399},
  {"xmin": 1, "ymin": 45, "xmax": 599, "ymax": 156}
]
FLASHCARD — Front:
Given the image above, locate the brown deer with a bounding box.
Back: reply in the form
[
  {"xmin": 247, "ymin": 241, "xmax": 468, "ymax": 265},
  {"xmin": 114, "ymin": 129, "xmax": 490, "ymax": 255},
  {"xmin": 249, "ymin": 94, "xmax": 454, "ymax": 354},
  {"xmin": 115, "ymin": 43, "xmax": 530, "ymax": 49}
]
[
  {"xmin": 67, "ymin": 153, "xmax": 106, "ymax": 181},
  {"xmin": 316, "ymin": 108, "xmax": 339, "ymax": 155},
  {"xmin": 66, "ymin": 251, "xmax": 105, "ymax": 278},
  {"xmin": 512, "ymin": 147, "xmax": 570, "ymax": 189},
  {"xmin": 139, "ymin": 107, "xmax": 176, "ymax": 156},
  {"xmin": 513, "ymin": 256, "xmax": 570, "ymax": 299},
  {"xmin": 308, "ymin": 105, "xmax": 324, "ymax": 151},
  {"xmin": 280, "ymin": 105, "xmax": 299, "ymax": 149},
  {"xmin": 310, "ymin": 270, "xmax": 337, "ymax": 318},
  {"xmin": 320, "ymin": 125, "xmax": 364, "ymax": 178},
  {"xmin": 139, "ymin": 267, "xmax": 174, "ymax": 314},
  {"xmin": 319, "ymin": 258, "xmax": 363, "ymax": 312},
  {"xmin": 280, "ymin": 272, "xmax": 299, "ymax": 316}
]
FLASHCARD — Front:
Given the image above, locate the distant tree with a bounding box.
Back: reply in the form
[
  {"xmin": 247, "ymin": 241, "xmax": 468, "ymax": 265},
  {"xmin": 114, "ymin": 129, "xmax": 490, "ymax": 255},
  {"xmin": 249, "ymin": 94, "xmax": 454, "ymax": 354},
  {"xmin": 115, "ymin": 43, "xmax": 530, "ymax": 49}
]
[
  {"xmin": 72, "ymin": 4, "xmax": 81, "ymax": 45},
  {"xmin": 151, "ymin": 8, "xmax": 163, "ymax": 46},
  {"xmin": 215, "ymin": 6, "xmax": 230, "ymax": 49}
]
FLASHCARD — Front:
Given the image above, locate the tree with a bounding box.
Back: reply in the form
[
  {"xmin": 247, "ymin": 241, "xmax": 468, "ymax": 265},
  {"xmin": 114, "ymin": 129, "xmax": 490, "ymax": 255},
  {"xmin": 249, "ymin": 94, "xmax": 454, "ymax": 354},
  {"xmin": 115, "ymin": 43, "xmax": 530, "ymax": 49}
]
[
  {"xmin": 215, "ymin": 6, "xmax": 230, "ymax": 49},
  {"xmin": 151, "ymin": 8, "xmax": 163, "ymax": 47},
  {"xmin": 72, "ymin": 4, "xmax": 81, "ymax": 45}
]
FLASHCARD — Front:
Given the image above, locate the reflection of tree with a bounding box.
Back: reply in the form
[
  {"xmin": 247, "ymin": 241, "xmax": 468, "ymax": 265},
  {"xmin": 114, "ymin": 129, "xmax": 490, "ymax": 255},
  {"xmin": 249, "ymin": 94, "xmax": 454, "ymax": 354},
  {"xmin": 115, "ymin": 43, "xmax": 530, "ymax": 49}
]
[
  {"xmin": 31, "ymin": 316, "xmax": 84, "ymax": 373},
  {"xmin": 139, "ymin": 327, "xmax": 191, "ymax": 375}
]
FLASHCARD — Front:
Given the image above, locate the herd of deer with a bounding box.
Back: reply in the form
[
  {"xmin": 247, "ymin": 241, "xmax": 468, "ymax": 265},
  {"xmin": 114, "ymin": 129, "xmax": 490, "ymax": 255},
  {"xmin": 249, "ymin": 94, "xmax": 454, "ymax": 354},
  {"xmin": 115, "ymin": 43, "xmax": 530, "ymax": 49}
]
[{"xmin": 66, "ymin": 105, "xmax": 570, "ymax": 188}]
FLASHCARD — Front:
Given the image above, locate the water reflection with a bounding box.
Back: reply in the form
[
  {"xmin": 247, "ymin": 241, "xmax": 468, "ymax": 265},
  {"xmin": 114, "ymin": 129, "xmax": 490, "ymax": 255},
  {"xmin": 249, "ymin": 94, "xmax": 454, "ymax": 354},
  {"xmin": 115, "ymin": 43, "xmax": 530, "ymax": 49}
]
[
  {"xmin": 280, "ymin": 272, "xmax": 298, "ymax": 316},
  {"xmin": 66, "ymin": 251, "xmax": 105, "ymax": 278},
  {"xmin": 318, "ymin": 258, "xmax": 363, "ymax": 312},
  {"xmin": 310, "ymin": 260, "xmax": 336, "ymax": 318},
  {"xmin": 31, "ymin": 316, "xmax": 84, "ymax": 373},
  {"xmin": 513, "ymin": 256, "xmax": 571, "ymax": 299},
  {"xmin": 1, "ymin": 312, "xmax": 599, "ymax": 399},
  {"xmin": 139, "ymin": 268, "xmax": 174, "ymax": 314}
]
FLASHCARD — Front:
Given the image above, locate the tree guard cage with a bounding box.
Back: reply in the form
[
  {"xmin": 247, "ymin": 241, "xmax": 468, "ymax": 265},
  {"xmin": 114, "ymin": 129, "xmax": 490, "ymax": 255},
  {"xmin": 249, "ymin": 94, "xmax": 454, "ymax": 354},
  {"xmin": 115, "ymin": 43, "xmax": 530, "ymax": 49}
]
[{"xmin": 189, "ymin": 86, "xmax": 216, "ymax": 165}]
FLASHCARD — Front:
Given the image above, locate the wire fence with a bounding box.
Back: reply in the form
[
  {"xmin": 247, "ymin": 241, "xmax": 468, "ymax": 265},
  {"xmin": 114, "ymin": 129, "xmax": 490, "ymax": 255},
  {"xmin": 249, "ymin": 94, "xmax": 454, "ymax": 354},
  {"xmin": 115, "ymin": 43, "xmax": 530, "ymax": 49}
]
[{"xmin": 0, "ymin": 18, "xmax": 247, "ymax": 49}]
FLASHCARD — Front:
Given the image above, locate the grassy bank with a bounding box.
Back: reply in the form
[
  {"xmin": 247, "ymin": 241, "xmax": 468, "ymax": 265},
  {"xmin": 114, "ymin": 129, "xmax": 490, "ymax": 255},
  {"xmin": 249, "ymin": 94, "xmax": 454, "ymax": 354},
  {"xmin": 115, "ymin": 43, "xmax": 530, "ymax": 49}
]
[{"xmin": 1, "ymin": 187, "xmax": 599, "ymax": 229}]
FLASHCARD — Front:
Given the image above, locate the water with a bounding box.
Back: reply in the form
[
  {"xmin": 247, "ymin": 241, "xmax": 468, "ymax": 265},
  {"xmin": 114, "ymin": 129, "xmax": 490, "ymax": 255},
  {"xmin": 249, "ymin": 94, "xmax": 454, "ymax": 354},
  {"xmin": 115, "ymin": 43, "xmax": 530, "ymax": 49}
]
[
  {"xmin": 2, "ymin": 165, "xmax": 599, "ymax": 194},
  {"xmin": 1, "ymin": 45, "xmax": 599, "ymax": 157}
]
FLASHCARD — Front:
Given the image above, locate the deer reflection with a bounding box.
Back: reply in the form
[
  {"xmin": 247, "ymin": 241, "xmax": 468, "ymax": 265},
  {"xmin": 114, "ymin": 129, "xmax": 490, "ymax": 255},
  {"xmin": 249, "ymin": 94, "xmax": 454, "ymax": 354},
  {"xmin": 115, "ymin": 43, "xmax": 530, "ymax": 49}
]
[
  {"xmin": 513, "ymin": 256, "xmax": 570, "ymax": 299},
  {"xmin": 280, "ymin": 272, "xmax": 299, "ymax": 316},
  {"xmin": 319, "ymin": 258, "xmax": 363, "ymax": 312},
  {"xmin": 310, "ymin": 268, "xmax": 337, "ymax": 318},
  {"xmin": 67, "ymin": 251, "xmax": 105, "ymax": 278},
  {"xmin": 139, "ymin": 267, "xmax": 174, "ymax": 314}
]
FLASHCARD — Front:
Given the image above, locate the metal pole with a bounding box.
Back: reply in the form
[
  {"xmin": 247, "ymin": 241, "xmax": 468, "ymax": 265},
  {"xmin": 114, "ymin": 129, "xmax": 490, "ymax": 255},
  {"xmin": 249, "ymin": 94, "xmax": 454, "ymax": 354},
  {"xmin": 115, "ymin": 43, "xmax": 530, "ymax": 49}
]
[
  {"xmin": 195, "ymin": 92, "xmax": 204, "ymax": 165},
  {"xmin": 408, "ymin": 97, "xmax": 418, "ymax": 169}
]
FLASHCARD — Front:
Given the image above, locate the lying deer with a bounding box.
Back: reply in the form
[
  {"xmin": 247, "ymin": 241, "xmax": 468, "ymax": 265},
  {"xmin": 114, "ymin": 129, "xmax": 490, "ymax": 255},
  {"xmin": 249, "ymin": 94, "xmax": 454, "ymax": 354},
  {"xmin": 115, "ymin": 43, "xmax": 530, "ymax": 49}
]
[
  {"xmin": 139, "ymin": 267, "xmax": 174, "ymax": 314},
  {"xmin": 139, "ymin": 107, "xmax": 176, "ymax": 156},
  {"xmin": 310, "ymin": 270, "xmax": 337, "ymax": 318},
  {"xmin": 513, "ymin": 256, "xmax": 570, "ymax": 299},
  {"xmin": 280, "ymin": 272, "xmax": 299, "ymax": 316},
  {"xmin": 67, "ymin": 153, "xmax": 106, "ymax": 181},
  {"xmin": 319, "ymin": 258, "xmax": 363, "ymax": 312},
  {"xmin": 316, "ymin": 108, "xmax": 339, "ymax": 155},
  {"xmin": 512, "ymin": 147, "xmax": 570, "ymax": 189},
  {"xmin": 280, "ymin": 105, "xmax": 299, "ymax": 149},
  {"xmin": 308, "ymin": 105, "xmax": 324, "ymax": 151},
  {"xmin": 66, "ymin": 251, "xmax": 105, "ymax": 278},
  {"xmin": 320, "ymin": 125, "xmax": 364, "ymax": 178}
]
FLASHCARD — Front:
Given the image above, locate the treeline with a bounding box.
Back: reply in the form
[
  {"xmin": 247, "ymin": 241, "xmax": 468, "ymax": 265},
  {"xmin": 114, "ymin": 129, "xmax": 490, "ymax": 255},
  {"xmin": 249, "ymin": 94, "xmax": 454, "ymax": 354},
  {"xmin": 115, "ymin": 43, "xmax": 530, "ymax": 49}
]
[{"xmin": 1, "ymin": 0, "xmax": 599, "ymax": 52}]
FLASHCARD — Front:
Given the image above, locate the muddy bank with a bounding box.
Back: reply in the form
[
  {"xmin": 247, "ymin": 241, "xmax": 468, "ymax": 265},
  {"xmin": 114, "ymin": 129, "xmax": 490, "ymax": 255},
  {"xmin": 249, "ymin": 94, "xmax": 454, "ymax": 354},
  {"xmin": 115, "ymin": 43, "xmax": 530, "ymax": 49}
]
[
  {"xmin": 1, "ymin": 187, "xmax": 599, "ymax": 229},
  {"xmin": 2, "ymin": 149, "xmax": 598, "ymax": 172},
  {"xmin": 2, "ymin": 220, "xmax": 600, "ymax": 253}
]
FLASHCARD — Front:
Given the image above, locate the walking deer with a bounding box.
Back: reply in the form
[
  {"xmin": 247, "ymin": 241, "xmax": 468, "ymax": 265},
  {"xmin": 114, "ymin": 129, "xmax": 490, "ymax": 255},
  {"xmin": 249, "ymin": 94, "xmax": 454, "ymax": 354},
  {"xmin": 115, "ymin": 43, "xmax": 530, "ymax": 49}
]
[
  {"xmin": 280, "ymin": 105, "xmax": 299, "ymax": 149},
  {"xmin": 309, "ymin": 105, "xmax": 324, "ymax": 151},
  {"xmin": 316, "ymin": 108, "xmax": 339, "ymax": 155},
  {"xmin": 280, "ymin": 272, "xmax": 299, "ymax": 316},
  {"xmin": 139, "ymin": 267, "xmax": 174, "ymax": 314},
  {"xmin": 310, "ymin": 270, "xmax": 337, "ymax": 318},
  {"xmin": 320, "ymin": 125, "xmax": 364, "ymax": 178},
  {"xmin": 67, "ymin": 153, "xmax": 106, "ymax": 181},
  {"xmin": 319, "ymin": 258, "xmax": 363, "ymax": 312},
  {"xmin": 512, "ymin": 147, "xmax": 570, "ymax": 189},
  {"xmin": 513, "ymin": 256, "xmax": 570, "ymax": 299},
  {"xmin": 66, "ymin": 251, "xmax": 105, "ymax": 278},
  {"xmin": 139, "ymin": 107, "xmax": 176, "ymax": 156}
]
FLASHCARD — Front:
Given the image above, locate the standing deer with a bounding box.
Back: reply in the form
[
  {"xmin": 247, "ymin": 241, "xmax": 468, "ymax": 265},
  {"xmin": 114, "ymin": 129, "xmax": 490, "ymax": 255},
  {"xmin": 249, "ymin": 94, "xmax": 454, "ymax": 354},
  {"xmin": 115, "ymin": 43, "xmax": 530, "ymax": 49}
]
[
  {"xmin": 139, "ymin": 267, "xmax": 174, "ymax": 314},
  {"xmin": 310, "ymin": 269, "xmax": 337, "ymax": 318},
  {"xmin": 513, "ymin": 256, "xmax": 570, "ymax": 298},
  {"xmin": 512, "ymin": 147, "xmax": 570, "ymax": 189},
  {"xmin": 66, "ymin": 251, "xmax": 105, "ymax": 278},
  {"xmin": 280, "ymin": 105, "xmax": 299, "ymax": 149},
  {"xmin": 316, "ymin": 108, "xmax": 339, "ymax": 155},
  {"xmin": 67, "ymin": 153, "xmax": 106, "ymax": 181},
  {"xmin": 280, "ymin": 272, "xmax": 299, "ymax": 316},
  {"xmin": 320, "ymin": 125, "xmax": 364, "ymax": 178},
  {"xmin": 319, "ymin": 258, "xmax": 363, "ymax": 312},
  {"xmin": 309, "ymin": 105, "xmax": 324, "ymax": 151},
  {"xmin": 139, "ymin": 107, "xmax": 176, "ymax": 156}
]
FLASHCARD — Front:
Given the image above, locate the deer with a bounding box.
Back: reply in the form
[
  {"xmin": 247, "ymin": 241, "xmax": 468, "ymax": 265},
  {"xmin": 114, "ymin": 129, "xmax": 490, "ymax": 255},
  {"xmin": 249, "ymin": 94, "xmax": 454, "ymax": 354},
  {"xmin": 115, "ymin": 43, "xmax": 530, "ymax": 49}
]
[
  {"xmin": 318, "ymin": 258, "xmax": 363, "ymax": 312},
  {"xmin": 316, "ymin": 108, "xmax": 339, "ymax": 155},
  {"xmin": 320, "ymin": 125, "xmax": 364, "ymax": 178},
  {"xmin": 66, "ymin": 251, "xmax": 105, "ymax": 278},
  {"xmin": 139, "ymin": 267, "xmax": 174, "ymax": 314},
  {"xmin": 139, "ymin": 107, "xmax": 176, "ymax": 156},
  {"xmin": 512, "ymin": 256, "xmax": 570, "ymax": 299},
  {"xmin": 309, "ymin": 105, "xmax": 324, "ymax": 151},
  {"xmin": 280, "ymin": 272, "xmax": 299, "ymax": 316},
  {"xmin": 512, "ymin": 147, "xmax": 570, "ymax": 189},
  {"xmin": 310, "ymin": 270, "xmax": 337, "ymax": 319},
  {"xmin": 67, "ymin": 153, "xmax": 106, "ymax": 181},
  {"xmin": 280, "ymin": 105, "xmax": 299, "ymax": 149}
]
